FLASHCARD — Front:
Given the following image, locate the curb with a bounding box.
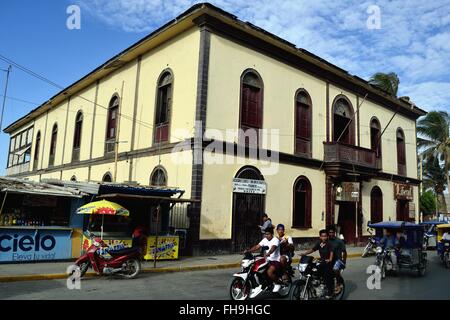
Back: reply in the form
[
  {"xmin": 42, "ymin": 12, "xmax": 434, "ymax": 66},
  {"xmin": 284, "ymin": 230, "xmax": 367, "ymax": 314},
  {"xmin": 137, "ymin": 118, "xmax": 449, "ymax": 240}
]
[{"xmin": 0, "ymin": 253, "xmax": 362, "ymax": 283}]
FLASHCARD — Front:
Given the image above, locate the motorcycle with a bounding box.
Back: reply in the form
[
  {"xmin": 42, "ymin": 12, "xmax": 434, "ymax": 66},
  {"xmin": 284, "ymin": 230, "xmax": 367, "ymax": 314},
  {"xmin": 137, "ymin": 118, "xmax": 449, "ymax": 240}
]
[
  {"xmin": 289, "ymin": 255, "xmax": 345, "ymax": 300},
  {"xmin": 73, "ymin": 231, "xmax": 142, "ymax": 279},
  {"xmin": 362, "ymin": 228, "xmax": 378, "ymax": 258},
  {"xmin": 229, "ymin": 247, "xmax": 292, "ymax": 300}
]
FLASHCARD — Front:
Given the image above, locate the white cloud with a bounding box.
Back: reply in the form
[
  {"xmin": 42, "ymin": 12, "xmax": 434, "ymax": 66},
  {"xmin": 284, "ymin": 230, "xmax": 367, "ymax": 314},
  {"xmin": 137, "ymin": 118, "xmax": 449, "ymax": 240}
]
[{"xmin": 74, "ymin": 0, "xmax": 450, "ymax": 111}]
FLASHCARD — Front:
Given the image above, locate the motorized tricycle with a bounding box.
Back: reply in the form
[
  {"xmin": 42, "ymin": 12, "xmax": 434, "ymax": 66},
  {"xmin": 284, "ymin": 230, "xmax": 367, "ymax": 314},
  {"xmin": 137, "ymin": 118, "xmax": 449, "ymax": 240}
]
[
  {"xmin": 420, "ymin": 220, "xmax": 443, "ymax": 249},
  {"xmin": 368, "ymin": 221, "xmax": 427, "ymax": 279},
  {"xmin": 436, "ymin": 224, "xmax": 450, "ymax": 268}
]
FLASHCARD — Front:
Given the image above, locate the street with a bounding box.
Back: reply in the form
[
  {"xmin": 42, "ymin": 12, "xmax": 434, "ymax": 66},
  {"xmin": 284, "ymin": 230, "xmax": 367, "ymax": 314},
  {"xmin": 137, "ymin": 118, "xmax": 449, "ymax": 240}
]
[{"xmin": 1, "ymin": 254, "xmax": 449, "ymax": 300}]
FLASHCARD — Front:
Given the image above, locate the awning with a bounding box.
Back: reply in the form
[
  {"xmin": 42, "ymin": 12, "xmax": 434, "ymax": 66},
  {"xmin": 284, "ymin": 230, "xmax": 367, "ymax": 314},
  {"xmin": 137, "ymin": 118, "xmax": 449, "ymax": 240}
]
[
  {"xmin": 0, "ymin": 177, "xmax": 87, "ymax": 198},
  {"xmin": 97, "ymin": 193, "xmax": 200, "ymax": 204}
]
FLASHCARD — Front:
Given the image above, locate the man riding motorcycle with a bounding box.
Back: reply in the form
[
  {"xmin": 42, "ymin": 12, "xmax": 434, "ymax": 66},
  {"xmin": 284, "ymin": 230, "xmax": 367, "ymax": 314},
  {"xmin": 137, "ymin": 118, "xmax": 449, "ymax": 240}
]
[
  {"xmin": 244, "ymin": 226, "xmax": 282, "ymax": 295},
  {"xmin": 327, "ymin": 225, "xmax": 346, "ymax": 294},
  {"xmin": 299, "ymin": 229, "xmax": 334, "ymax": 298},
  {"xmin": 276, "ymin": 224, "xmax": 294, "ymax": 280}
]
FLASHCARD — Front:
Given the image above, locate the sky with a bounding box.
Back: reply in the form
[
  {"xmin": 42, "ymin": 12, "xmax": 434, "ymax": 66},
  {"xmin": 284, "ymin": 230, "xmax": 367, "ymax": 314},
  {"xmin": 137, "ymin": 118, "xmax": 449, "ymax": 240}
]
[{"xmin": 0, "ymin": 0, "xmax": 449, "ymax": 175}]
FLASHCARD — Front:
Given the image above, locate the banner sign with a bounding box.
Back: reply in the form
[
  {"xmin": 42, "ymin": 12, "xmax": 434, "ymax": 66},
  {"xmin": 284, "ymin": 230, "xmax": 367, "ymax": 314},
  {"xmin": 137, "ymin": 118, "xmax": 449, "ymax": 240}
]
[
  {"xmin": 394, "ymin": 183, "xmax": 413, "ymax": 200},
  {"xmin": 232, "ymin": 178, "xmax": 267, "ymax": 194},
  {"xmin": 144, "ymin": 236, "xmax": 179, "ymax": 260},
  {"xmin": 336, "ymin": 182, "xmax": 360, "ymax": 202},
  {"xmin": 0, "ymin": 229, "xmax": 72, "ymax": 262}
]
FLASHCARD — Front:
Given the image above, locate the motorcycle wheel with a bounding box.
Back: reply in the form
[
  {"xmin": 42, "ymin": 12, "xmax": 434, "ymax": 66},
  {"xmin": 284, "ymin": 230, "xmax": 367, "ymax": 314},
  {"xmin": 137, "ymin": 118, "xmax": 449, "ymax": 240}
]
[
  {"xmin": 278, "ymin": 276, "xmax": 292, "ymax": 298},
  {"xmin": 333, "ymin": 281, "xmax": 345, "ymax": 300},
  {"xmin": 71, "ymin": 262, "xmax": 90, "ymax": 278},
  {"xmin": 120, "ymin": 258, "xmax": 141, "ymax": 279},
  {"xmin": 289, "ymin": 280, "xmax": 309, "ymax": 300},
  {"xmin": 377, "ymin": 260, "xmax": 386, "ymax": 280},
  {"xmin": 229, "ymin": 278, "xmax": 250, "ymax": 300}
]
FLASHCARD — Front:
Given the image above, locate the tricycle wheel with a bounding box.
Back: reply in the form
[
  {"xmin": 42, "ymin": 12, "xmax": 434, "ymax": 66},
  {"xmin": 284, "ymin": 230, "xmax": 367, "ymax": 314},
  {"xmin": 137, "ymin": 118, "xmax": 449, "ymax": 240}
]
[
  {"xmin": 444, "ymin": 253, "xmax": 450, "ymax": 269},
  {"xmin": 417, "ymin": 266, "xmax": 426, "ymax": 277}
]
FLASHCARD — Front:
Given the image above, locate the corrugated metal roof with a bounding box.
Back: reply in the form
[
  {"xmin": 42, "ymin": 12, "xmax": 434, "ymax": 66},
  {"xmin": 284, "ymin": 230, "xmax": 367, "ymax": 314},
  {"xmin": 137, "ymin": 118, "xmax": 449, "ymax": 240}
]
[
  {"xmin": 42, "ymin": 179, "xmax": 182, "ymax": 197},
  {"xmin": 0, "ymin": 177, "xmax": 87, "ymax": 198}
]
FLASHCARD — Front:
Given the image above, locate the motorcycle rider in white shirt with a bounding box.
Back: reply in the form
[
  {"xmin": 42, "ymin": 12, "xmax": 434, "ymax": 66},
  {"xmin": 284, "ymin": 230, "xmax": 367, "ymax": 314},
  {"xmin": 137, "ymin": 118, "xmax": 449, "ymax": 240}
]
[{"xmin": 244, "ymin": 226, "xmax": 282, "ymax": 295}]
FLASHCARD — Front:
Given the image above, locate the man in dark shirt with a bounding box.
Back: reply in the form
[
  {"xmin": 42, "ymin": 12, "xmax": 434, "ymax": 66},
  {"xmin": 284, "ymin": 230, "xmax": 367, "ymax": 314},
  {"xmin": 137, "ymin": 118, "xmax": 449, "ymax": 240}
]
[
  {"xmin": 328, "ymin": 225, "xmax": 347, "ymax": 293},
  {"xmin": 300, "ymin": 229, "xmax": 334, "ymax": 297}
]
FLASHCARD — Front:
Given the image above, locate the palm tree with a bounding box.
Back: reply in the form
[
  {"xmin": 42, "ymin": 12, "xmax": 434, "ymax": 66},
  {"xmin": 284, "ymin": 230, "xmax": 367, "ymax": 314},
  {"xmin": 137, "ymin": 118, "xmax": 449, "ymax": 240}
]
[
  {"xmin": 368, "ymin": 72, "xmax": 400, "ymax": 97},
  {"xmin": 422, "ymin": 155, "xmax": 447, "ymax": 213},
  {"xmin": 417, "ymin": 111, "xmax": 450, "ymax": 207}
]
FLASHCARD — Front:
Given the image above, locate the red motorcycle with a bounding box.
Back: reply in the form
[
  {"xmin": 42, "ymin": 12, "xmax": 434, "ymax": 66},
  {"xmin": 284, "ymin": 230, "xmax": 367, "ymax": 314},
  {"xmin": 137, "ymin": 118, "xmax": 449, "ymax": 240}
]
[{"xmin": 74, "ymin": 231, "xmax": 142, "ymax": 279}]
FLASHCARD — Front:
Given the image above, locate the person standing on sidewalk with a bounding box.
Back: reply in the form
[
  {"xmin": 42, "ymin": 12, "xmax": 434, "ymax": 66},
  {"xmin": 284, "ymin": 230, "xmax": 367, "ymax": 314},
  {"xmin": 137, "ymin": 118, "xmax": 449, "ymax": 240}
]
[
  {"xmin": 328, "ymin": 225, "xmax": 347, "ymax": 294},
  {"xmin": 258, "ymin": 213, "xmax": 272, "ymax": 235}
]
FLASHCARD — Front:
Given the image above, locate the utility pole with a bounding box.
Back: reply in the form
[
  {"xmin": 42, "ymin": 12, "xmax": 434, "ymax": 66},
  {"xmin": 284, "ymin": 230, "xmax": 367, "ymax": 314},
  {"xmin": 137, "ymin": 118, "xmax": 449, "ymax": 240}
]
[{"xmin": 0, "ymin": 65, "xmax": 12, "ymax": 130}]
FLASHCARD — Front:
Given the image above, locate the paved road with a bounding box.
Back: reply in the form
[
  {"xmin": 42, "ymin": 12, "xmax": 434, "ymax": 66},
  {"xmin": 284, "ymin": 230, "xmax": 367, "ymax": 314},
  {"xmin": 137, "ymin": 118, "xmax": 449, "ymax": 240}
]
[{"xmin": 1, "ymin": 254, "xmax": 449, "ymax": 300}]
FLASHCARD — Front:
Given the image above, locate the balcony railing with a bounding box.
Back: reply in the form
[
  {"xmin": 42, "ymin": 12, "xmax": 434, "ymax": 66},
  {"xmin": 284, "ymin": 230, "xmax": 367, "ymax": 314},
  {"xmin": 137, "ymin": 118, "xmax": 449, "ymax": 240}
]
[{"xmin": 324, "ymin": 142, "xmax": 381, "ymax": 169}]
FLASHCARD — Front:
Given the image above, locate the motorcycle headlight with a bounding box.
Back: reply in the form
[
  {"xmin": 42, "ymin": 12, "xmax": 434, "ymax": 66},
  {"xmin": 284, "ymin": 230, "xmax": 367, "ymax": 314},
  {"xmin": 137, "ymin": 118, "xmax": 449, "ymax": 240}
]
[
  {"xmin": 297, "ymin": 263, "xmax": 308, "ymax": 272},
  {"xmin": 376, "ymin": 247, "xmax": 383, "ymax": 254}
]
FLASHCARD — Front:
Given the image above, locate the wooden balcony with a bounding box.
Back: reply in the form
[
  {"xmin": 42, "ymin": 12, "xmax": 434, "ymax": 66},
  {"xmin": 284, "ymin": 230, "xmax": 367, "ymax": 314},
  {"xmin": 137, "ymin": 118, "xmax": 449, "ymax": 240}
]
[{"xmin": 323, "ymin": 142, "xmax": 381, "ymax": 177}]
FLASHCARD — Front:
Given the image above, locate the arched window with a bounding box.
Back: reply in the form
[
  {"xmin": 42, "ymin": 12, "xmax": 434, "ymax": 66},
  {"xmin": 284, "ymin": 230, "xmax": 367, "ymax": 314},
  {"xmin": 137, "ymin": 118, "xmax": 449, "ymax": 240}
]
[
  {"xmin": 150, "ymin": 166, "xmax": 168, "ymax": 187},
  {"xmin": 240, "ymin": 70, "xmax": 263, "ymax": 146},
  {"xmin": 72, "ymin": 111, "xmax": 83, "ymax": 161},
  {"xmin": 33, "ymin": 131, "xmax": 41, "ymax": 170},
  {"xmin": 295, "ymin": 90, "xmax": 312, "ymax": 157},
  {"xmin": 154, "ymin": 71, "xmax": 173, "ymax": 144},
  {"xmin": 293, "ymin": 176, "xmax": 312, "ymax": 228},
  {"xmin": 332, "ymin": 96, "xmax": 355, "ymax": 145},
  {"xmin": 370, "ymin": 118, "xmax": 382, "ymax": 167},
  {"xmin": 396, "ymin": 128, "xmax": 406, "ymax": 176},
  {"xmin": 49, "ymin": 123, "xmax": 58, "ymax": 167},
  {"xmin": 106, "ymin": 96, "xmax": 119, "ymax": 153},
  {"xmin": 370, "ymin": 186, "xmax": 383, "ymax": 223},
  {"xmin": 102, "ymin": 172, "xmax": 112, "ymax": 183},
  {"xmin": 70, "ymin": 175, "xmax": 77, "ymax": 182}
]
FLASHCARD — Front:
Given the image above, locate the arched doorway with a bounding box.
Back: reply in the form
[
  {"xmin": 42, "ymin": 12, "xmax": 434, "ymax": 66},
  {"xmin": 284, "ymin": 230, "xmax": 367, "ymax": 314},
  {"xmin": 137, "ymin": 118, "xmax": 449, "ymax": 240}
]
[
  {"xmin": 232, "ymin": 166, "xmax": 266, "ymax": 252},
  {"xmin": 332, "ymin": 96, "xmax": 355, "ymax": 145},
  {"xmin": 370, "ymin": 186, "xmax": 383, "ymax": 223}
]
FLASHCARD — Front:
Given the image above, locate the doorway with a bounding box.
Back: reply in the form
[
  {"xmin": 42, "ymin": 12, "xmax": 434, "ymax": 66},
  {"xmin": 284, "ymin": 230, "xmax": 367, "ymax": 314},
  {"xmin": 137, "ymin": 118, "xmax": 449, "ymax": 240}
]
[
  {"xmin": 337, "ymin": 202, "xmax": 357, "ymax": 244},
  {"xmin": 232, "ymin": 167, "xmax": 266, "ymax": 253},
  {"xmin": 396, "ymin": 200, "xmax": 410, "ymax": 221}
]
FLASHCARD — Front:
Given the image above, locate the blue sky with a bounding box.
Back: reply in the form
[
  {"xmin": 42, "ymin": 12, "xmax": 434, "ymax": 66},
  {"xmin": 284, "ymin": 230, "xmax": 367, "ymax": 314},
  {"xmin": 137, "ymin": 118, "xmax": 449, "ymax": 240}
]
[{"xmin": 0, "ymin": 0, "xmax": 449, "ymax": 175}]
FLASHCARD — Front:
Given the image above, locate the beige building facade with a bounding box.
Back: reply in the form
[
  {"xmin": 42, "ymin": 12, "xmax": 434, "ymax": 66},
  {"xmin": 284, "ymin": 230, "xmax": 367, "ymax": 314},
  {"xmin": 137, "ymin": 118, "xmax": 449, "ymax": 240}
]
[{"xmin": 4, "ymin": 4, "xmax": 425, "ymax": 254}]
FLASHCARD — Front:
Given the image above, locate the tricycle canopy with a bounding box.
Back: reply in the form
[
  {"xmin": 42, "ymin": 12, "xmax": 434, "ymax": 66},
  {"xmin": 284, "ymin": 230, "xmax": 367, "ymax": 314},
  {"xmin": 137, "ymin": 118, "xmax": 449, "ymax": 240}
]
[
  {"xmin": 368, "ymin": 221, "xmax": 425, "ymax": 248},
  {"xmin": 368, "ymin": 221, "xmax": 422, "ymax": 230},
  {"xmin": 437, "ymin": 224, "xmax": 450, "ymax": 242}
]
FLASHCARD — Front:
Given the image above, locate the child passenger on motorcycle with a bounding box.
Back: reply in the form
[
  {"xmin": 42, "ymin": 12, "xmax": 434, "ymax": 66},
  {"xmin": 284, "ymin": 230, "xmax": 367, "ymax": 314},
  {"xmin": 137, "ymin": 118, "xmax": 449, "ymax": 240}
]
[
  {"xmin": 300, "ymin": 229, "xmax": 334, "ymax": 298},
  {"xmin": 244, "ymin": 226, "xmax": 283, "ymax": 293},
  {"xmin": 276, "ymin": 224, "xmax": 294, "ymax": 279}
]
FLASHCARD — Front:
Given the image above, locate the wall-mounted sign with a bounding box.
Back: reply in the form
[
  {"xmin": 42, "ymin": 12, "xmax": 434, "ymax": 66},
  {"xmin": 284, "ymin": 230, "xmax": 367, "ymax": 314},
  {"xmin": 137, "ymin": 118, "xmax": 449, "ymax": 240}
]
[
  {"xmin": 232, "ymin": 178, "xmax": 267, "ymax": 194},
  {"xmin": 394, "ymin": 183, "xmax": 413, "ymax": 200},
  {"xmin": 0, "ymin": 229, "xmax": 72, "ymax": 262},
  {"xmin": 336, "ymin": 182, "xmax": 360, "ymax": 202}
]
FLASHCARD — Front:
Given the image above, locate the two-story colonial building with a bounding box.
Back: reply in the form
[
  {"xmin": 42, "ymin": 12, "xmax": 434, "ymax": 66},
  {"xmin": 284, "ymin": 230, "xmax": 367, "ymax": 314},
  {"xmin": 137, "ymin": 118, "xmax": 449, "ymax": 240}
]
[{"xmin": 3, "ymin": 3, "xmax": 426, "ymax": 255}]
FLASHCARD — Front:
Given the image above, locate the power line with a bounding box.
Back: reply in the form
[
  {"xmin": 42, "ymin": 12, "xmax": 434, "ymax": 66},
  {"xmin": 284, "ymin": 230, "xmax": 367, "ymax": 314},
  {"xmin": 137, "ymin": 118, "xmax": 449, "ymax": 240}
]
[{"xmin": 0, "ymin": 54, "xmax": 189, "ymax": 142}]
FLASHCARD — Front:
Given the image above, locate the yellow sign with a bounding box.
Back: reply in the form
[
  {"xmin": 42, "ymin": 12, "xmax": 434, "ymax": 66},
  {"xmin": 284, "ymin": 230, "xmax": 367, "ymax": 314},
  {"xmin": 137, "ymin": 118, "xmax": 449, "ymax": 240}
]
[
  {"xmin": 144, "ymin": 236, "xmax": 179, "ymax": 260},
  {"xmin": 81, "ymin": 236, "xmax": 132, "ymax": 252}
]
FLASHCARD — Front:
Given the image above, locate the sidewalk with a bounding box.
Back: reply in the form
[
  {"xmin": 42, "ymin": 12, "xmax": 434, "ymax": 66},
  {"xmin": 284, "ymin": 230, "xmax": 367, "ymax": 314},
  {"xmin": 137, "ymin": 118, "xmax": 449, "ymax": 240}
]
[{"xmin": 0, "ymin": 247, "xmax": 363, "ymax": 282}]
